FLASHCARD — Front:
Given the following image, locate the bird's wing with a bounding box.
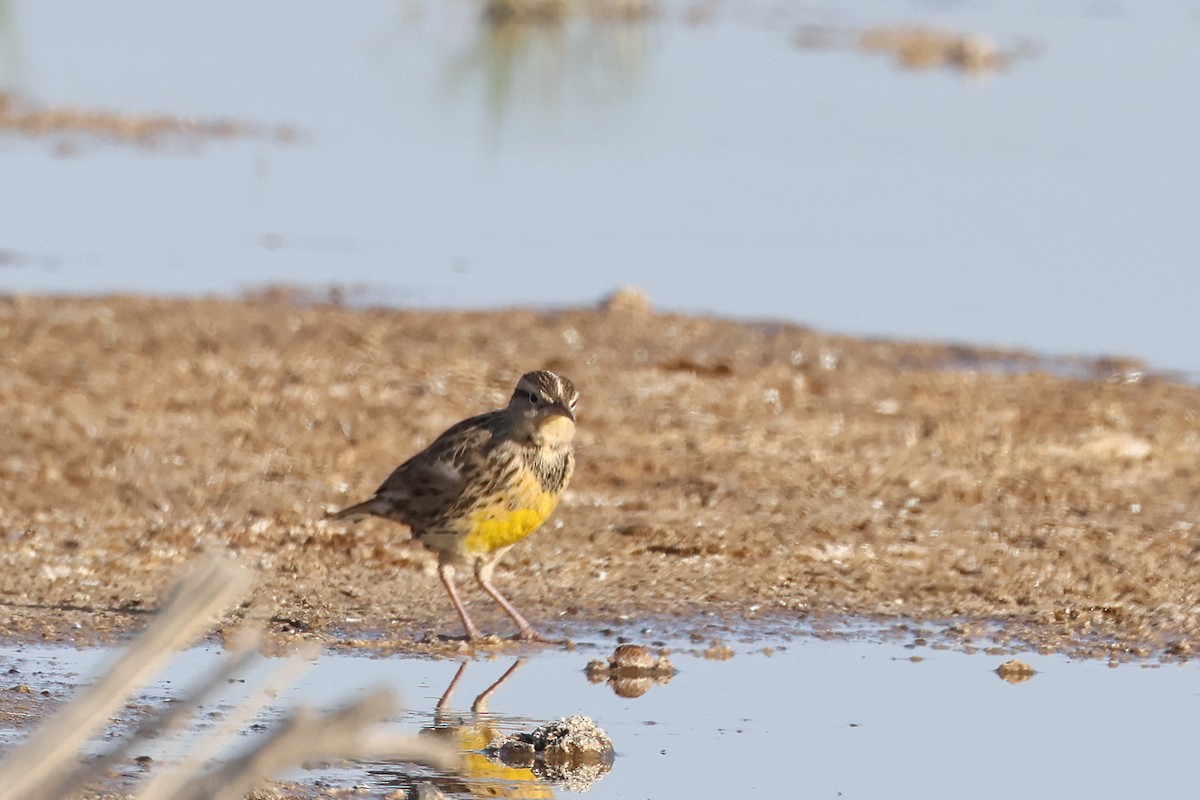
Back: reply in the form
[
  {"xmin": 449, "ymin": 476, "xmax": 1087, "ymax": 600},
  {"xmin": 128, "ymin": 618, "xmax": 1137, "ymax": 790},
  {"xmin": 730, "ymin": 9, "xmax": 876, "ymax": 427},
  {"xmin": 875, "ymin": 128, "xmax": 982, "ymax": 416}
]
[{"xmin": 374, "ymin": 411, "xmax": 500, "ymax": 501}]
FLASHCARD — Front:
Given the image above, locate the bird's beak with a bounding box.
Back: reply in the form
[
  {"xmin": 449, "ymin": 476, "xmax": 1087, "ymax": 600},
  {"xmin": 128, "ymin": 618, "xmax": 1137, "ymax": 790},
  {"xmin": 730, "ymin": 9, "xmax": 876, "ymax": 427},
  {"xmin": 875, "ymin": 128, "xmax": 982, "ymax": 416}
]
[{"xmin": 545, "ymin": 401, "xmax": 575, "ymax": 422}]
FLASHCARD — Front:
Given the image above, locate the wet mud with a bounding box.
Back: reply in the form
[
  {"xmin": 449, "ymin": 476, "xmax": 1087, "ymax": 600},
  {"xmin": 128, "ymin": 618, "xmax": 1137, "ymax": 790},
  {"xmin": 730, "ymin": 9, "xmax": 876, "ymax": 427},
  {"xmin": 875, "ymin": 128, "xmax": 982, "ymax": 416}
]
[{"xmin": 2, "ymin": 293, "xmax": 1199, "ymax": 661}]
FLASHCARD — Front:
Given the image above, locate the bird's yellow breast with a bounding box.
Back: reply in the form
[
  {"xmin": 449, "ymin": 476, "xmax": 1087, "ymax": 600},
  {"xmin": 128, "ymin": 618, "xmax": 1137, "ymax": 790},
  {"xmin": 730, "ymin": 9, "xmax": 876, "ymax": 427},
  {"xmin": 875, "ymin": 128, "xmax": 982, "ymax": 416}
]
[
  {"xmin": 464, "ymin": 495, "xmax": 559, "ymax": 554},
  {"xmin": 464, "ymin": 472, "xmax": 561, "ymax": 555}
]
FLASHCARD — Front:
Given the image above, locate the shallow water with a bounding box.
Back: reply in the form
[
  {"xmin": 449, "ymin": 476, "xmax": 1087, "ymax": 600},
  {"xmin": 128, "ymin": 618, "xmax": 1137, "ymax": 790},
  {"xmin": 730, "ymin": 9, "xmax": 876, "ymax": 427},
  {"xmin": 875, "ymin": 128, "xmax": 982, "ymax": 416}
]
[
  {"xmin": 1, "ymin": 0, "xmax": 1199, "ymax": 372},
  {"xmin": 3, "ymin": 634, "xmax": 1197, "ymax": 798}
]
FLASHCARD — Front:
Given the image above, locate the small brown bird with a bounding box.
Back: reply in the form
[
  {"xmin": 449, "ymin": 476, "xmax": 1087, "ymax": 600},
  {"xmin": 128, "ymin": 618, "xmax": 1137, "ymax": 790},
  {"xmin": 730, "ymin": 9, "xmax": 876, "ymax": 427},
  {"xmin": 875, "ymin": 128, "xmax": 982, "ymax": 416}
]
[{"xmin": 331, "ymin": 370, "xmax": 578, "ymax": 641}]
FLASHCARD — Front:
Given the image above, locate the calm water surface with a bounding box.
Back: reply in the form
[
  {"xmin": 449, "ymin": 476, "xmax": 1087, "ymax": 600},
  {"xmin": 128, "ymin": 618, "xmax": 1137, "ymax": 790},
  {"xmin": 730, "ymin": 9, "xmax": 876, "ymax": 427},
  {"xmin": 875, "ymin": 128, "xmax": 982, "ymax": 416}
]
[
  {"xmin": 4, "ymin": 635, "xmax": 1198, "ymax": 799},
  {"xmin": 1, "ymin": 0, "xmax": 1198, "ymax": 372}
]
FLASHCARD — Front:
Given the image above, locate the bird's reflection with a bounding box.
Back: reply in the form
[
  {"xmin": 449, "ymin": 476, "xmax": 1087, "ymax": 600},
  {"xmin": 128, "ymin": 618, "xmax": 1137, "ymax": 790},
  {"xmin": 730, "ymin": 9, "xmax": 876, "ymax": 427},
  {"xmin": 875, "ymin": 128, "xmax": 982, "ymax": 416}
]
[
  {"xmin": 366, "ymin": 658, "xmax": 612, "ymax": 797},
  {"xmin": 424, "ymin": 659, "xmax": 554, "ymax": 798}
]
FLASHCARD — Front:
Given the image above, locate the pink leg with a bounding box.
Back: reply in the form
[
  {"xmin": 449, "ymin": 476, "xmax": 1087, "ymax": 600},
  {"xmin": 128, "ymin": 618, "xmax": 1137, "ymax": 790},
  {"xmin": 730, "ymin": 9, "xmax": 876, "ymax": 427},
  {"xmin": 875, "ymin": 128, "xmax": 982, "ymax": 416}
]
[
  {"xmin": 471, "ymin": 659, "xmax": 526, "ymax": 714},
  {"xmin": 438, "ymin": 562, "xmax": 482, "ymax": 640},
  {"xmin": 474, "ymin": 563, "xmax": 547, "ymax": 642},
  {"xmin": 436, "ymin": 661, "xmax": 469, "ymax": 712}
]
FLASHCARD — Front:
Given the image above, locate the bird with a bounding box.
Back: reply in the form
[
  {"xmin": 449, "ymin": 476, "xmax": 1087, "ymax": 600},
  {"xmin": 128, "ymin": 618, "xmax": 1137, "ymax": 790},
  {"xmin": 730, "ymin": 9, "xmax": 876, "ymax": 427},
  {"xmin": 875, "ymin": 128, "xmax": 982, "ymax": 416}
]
[{"xmin": 330, "ymin": 370, "xmax": 578, "ymax": 642}]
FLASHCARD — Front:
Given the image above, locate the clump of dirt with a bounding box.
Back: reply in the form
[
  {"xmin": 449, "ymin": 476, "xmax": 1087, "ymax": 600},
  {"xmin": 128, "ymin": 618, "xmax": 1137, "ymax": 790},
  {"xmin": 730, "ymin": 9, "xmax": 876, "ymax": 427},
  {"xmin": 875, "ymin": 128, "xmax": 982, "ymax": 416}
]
[
  {"xmin": 701, "ymin": 641, "xmax": 735, "ymax": 661},
  {"xmin": 586, "ymin": 643, "xmax": 675, "ymax": 696},
  {"xmin": 531, "ymin": 715, "xmax": 613, "ymax": 760},
  {"xmin": 1, "ymin": 294, "xmax": 1199, "ymax": 660},
  {"xmin": 490, "ymin": 715, "xmax": 615, "ymax": 791},
  {"xmin": 996, "ymin": 658, "xmax": 1036, "ymax": 684}
]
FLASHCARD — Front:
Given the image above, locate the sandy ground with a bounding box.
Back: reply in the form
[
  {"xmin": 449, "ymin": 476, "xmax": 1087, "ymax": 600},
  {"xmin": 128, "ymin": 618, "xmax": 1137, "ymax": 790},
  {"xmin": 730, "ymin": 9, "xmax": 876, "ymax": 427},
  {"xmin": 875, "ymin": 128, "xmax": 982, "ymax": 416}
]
[{"xmin": 1, "ymin": 292, "xmax": 1199, "ymax": 662}]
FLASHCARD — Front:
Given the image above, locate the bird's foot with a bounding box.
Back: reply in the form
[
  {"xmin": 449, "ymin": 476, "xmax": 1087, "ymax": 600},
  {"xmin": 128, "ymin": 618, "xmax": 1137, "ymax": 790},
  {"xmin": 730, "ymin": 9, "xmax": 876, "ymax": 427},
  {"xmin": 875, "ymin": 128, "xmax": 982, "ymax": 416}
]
[{"xmin": 515, "ymin": 628, "xmax": 558, "ymax": 645}]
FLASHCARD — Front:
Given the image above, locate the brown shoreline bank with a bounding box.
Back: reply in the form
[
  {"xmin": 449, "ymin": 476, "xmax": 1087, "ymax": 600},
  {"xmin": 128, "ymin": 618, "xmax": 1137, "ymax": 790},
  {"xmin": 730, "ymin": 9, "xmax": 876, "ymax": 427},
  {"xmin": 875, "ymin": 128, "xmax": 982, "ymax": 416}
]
[{"xmin": 1, "ymin": 293, "xmax": 1198, "ymax": 660}]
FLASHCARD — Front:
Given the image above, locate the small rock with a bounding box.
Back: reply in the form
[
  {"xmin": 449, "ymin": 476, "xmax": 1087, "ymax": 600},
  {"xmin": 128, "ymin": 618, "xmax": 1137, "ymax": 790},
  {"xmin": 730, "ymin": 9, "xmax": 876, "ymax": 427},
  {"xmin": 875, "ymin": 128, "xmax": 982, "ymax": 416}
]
[
  {"xmin": 995, "ymin": 658, "xmax": 1036, "ymax": 684},
  {"xmin": 485, "ymin": 715, "xmax": 615, "ymax": 792},
  {"xmin": 584, "ymin": 644, "xmax": 676, "ymax": 696},
  {"xmin": 531, "ymin": 715, "xmax": 615, "ymax": 765},
  {"xmin": 611, "ymin": 643, "xmax": 657, "ymax": 671},
  {"xmin": 703, "ymin": 642, "xmax": 734, "ymax": 661}
]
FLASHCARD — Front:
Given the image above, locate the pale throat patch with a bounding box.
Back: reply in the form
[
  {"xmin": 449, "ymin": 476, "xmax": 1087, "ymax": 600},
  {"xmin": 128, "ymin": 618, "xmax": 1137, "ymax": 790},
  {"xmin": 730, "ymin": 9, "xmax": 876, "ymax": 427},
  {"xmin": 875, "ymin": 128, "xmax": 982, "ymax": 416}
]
[{"xmin": 537, "ymin": 414, "xmax": 575, "ymax": 446}]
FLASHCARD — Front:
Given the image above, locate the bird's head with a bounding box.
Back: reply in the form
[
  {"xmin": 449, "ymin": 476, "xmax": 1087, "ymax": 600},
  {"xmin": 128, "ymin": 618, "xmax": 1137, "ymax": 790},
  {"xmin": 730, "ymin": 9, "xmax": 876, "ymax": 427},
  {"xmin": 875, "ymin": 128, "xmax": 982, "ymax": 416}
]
[{"xmin": 507, "ymin": 370, "xmax": 579, "ymax": 446}]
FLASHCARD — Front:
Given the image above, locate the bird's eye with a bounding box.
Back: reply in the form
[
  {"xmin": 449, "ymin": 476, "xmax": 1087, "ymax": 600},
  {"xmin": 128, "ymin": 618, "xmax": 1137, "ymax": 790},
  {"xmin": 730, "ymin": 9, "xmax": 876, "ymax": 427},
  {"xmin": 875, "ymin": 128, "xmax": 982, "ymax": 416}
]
[{"xmin": 525, "ymin": 391, "xmax": 541, "ymax": 405}]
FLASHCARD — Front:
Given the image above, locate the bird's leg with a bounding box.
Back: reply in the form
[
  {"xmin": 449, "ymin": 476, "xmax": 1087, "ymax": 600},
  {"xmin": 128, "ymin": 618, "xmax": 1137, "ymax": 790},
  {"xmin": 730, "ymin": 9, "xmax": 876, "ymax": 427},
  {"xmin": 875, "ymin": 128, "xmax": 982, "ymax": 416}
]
[
  {"xmin": 432, "ymin": 661, "xmax": 470, "ymax": 728},
  {"xmin": 471, "ymin": 659, "xmax": 526, "ymax": 714},
  {"xmin": 438, "ymin": 562, "xmax": 482, "ymax": 641},
  {"xmin": 474, "ymin": 562, "xmax": 547, "ymax": 642},
  {"xmin": 436, "ymin": 661, "xmax": 469, "ymax": 712}
]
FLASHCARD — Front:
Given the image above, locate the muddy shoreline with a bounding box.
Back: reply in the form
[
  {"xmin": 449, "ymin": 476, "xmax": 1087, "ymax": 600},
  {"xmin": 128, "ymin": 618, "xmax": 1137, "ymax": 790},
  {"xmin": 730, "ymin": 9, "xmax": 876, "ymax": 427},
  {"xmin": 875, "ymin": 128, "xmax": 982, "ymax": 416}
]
[{"xmin": 2, "ymin": 293, "xmax": 1198, "ymax": 661}]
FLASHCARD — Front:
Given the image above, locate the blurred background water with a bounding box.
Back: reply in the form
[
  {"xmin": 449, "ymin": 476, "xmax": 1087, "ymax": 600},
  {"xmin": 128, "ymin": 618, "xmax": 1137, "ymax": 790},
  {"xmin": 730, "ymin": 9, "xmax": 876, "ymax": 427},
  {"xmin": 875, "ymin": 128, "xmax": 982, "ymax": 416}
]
[{"xmin": 1, "ymin": 0, "xmax": 1197, "ymax": 372}]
